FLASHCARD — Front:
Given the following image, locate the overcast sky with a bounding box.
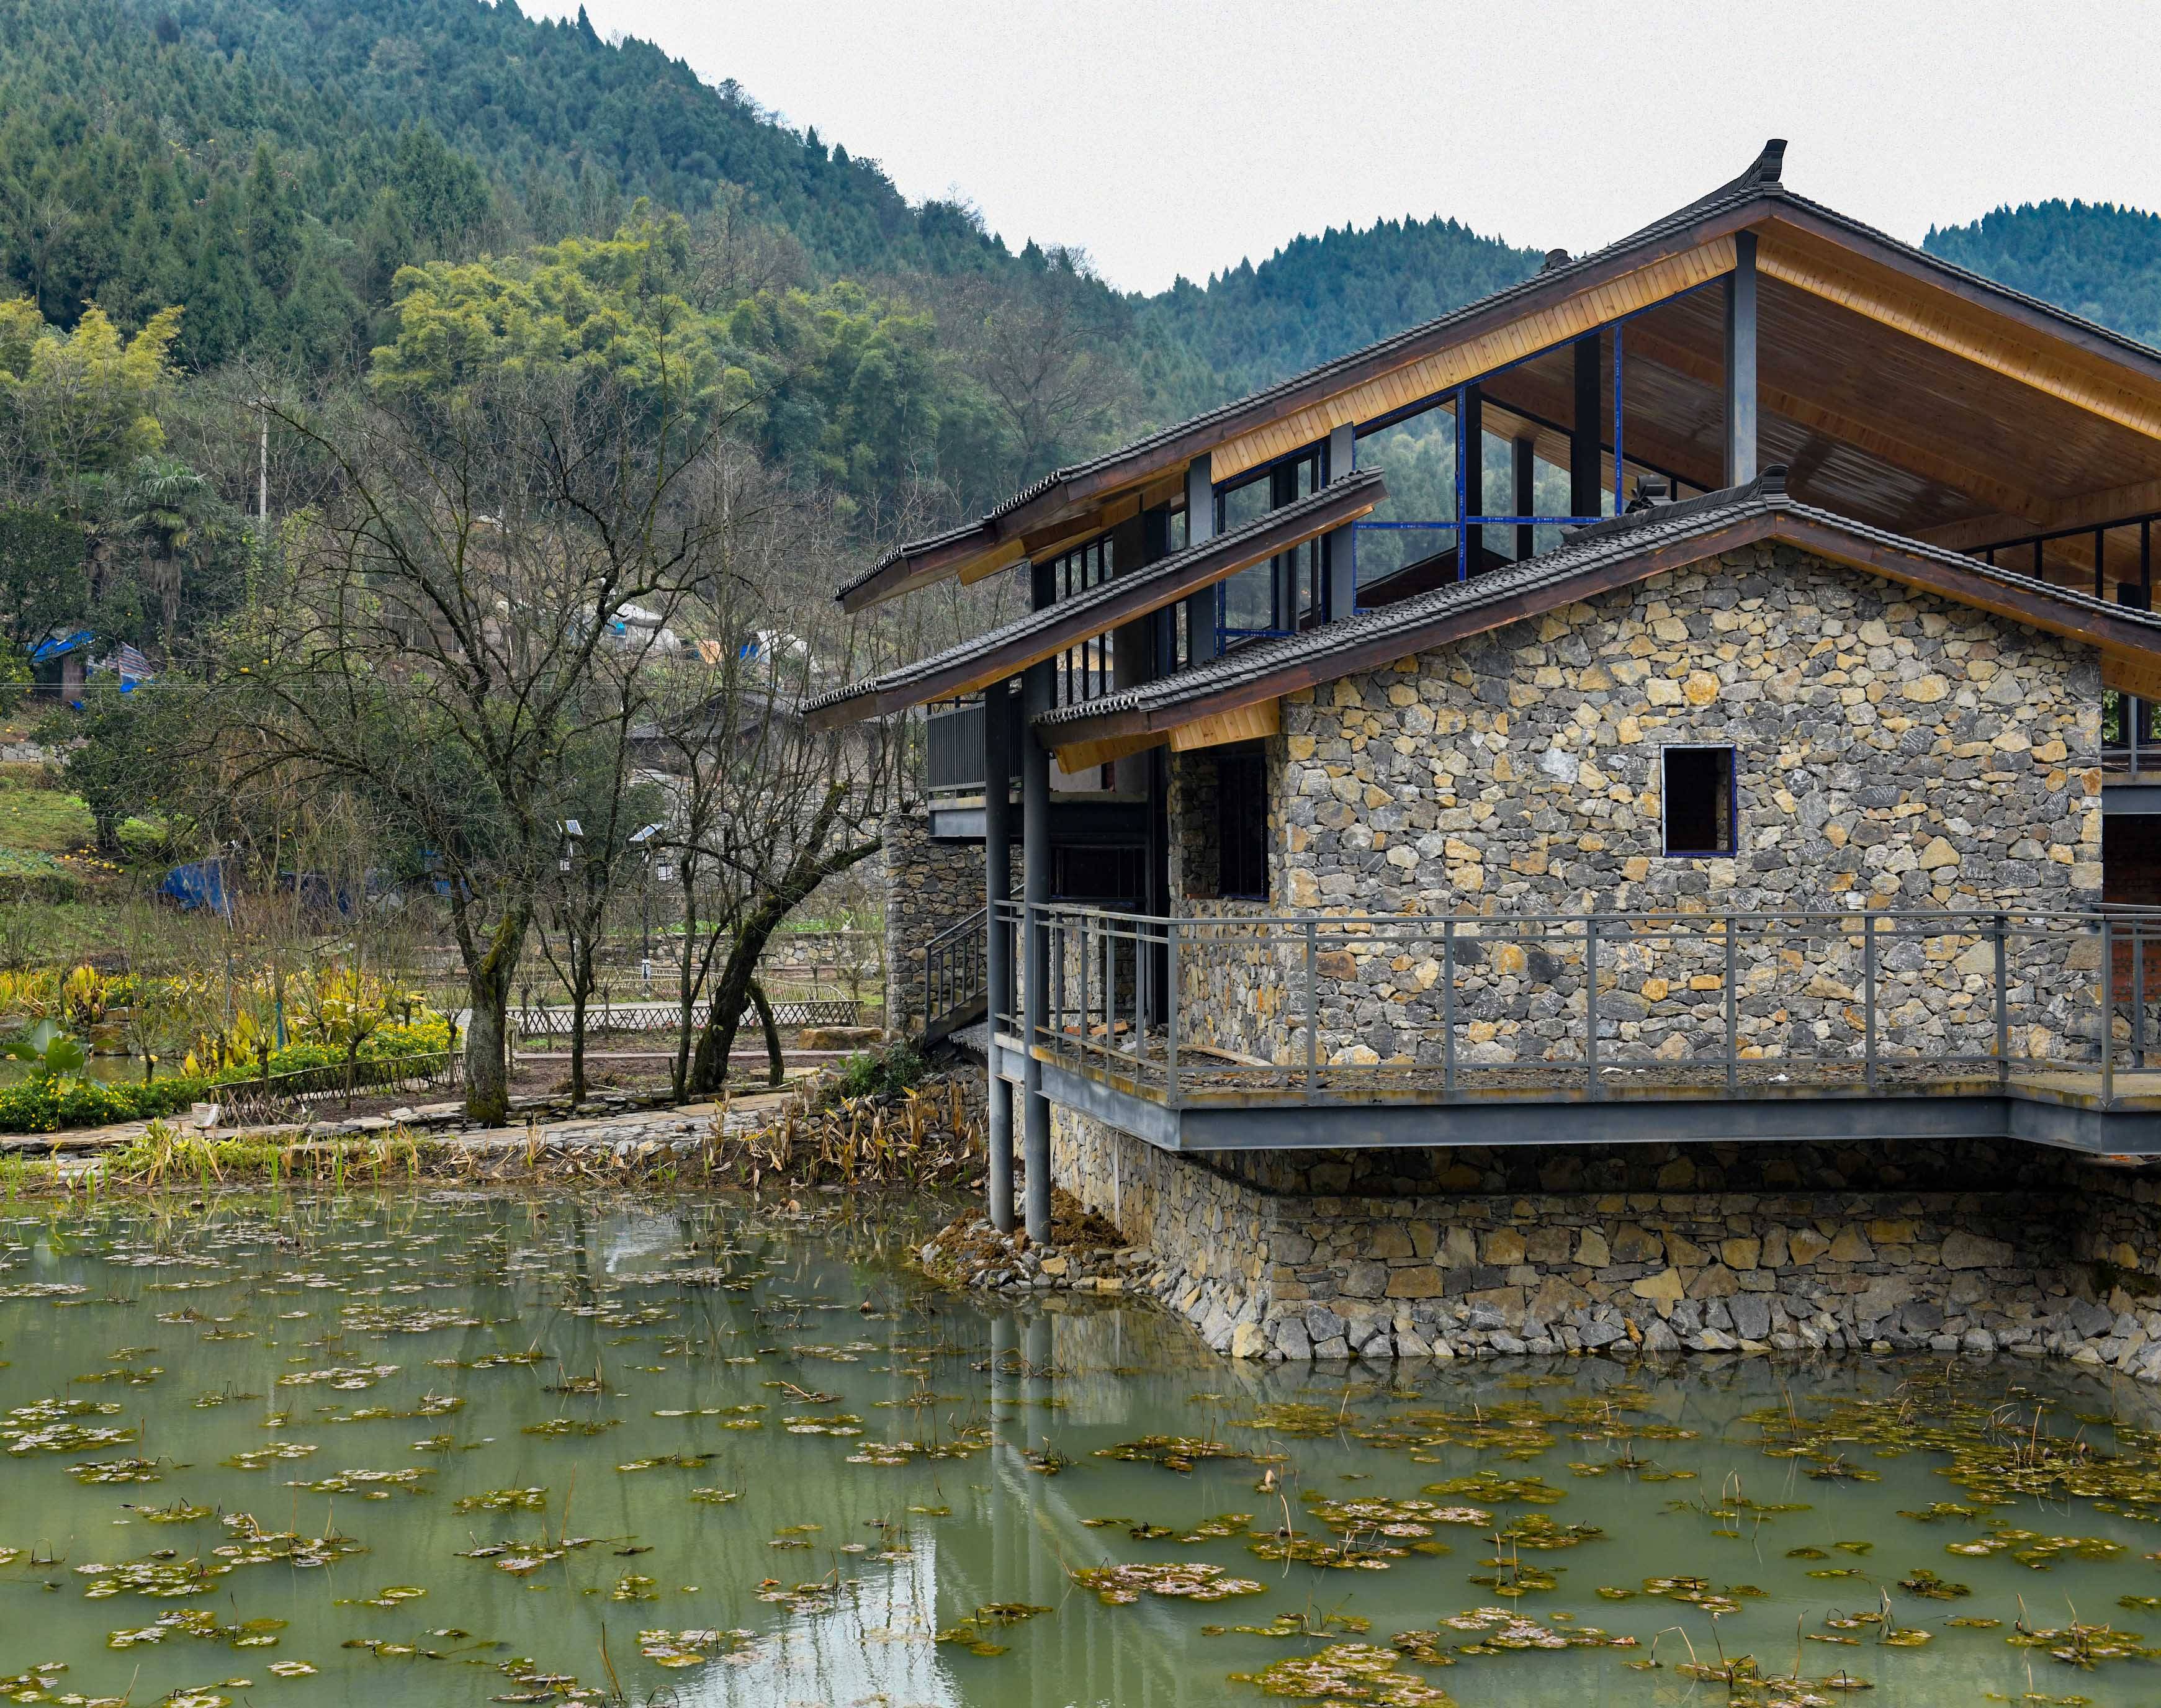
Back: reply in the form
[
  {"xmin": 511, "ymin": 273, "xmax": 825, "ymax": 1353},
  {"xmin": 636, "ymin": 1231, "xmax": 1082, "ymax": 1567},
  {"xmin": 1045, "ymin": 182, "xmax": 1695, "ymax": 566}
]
[{"xmin": 531, "ymin": 0, "xmax": 2161, "ymax": 295}]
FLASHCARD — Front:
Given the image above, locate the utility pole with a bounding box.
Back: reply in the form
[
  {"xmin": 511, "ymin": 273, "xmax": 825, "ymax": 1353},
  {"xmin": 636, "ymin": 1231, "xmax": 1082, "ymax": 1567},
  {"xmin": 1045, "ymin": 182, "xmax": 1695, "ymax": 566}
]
[{"xmin": 251, "ymin": 398, "xmax": 272, "ymax": 555}]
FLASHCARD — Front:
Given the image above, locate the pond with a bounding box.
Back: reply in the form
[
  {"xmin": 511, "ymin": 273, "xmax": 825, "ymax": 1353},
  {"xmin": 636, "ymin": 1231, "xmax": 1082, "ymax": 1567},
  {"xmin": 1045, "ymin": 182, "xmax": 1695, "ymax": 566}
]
[{"xmin": 2, "ymin": 1191, "xmax": 2159, "ymax": 1708}]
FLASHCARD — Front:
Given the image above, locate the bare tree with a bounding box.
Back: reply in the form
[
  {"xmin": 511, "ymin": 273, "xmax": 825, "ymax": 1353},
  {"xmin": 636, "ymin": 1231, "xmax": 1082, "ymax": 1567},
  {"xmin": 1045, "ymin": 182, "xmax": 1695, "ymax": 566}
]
[
  {"xmin": 217, "ymin": 352, "xmax": 739, "ymax": 1122},
  {"xmin": 640, "ymin": 456, "xmax": 899, "ymax": 1099}
]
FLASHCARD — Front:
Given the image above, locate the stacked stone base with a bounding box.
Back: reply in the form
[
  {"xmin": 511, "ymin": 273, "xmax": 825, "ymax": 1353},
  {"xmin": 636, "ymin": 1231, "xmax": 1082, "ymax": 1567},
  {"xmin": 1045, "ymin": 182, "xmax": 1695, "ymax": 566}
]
[{"xmin": 1049, "ymin": 1107, "xmax": 2161, "ymax": 1377}]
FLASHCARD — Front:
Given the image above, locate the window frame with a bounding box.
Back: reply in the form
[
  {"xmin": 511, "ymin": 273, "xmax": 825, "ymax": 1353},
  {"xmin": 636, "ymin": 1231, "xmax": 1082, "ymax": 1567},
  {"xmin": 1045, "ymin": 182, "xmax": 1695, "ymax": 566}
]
[{"xmin": 1660, "ymin": 744, "xmax": 1738, "ymax": 858}]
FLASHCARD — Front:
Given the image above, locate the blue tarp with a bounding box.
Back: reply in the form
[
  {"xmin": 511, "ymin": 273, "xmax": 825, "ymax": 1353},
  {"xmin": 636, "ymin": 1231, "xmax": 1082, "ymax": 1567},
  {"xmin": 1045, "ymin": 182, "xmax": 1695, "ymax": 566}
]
[
  {"xmin": 31, "ymin": 629, "xmax": 94, "ymax": 663},
  {"xmin": 160, "ymin": 858, "xmax": 232, "ymax": 917}
]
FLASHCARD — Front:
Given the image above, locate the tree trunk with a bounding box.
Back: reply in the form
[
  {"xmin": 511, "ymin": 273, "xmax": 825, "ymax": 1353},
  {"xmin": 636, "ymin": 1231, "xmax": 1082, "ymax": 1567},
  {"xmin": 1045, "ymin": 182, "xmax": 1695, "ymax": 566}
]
[
  {"xmin": 464, "ymin": 976, "xmax": 511, "ymax": 1124},
  {"xmin": 568, "ymin": 977, "xmax": 588, "ymax": 1104},
  {"xmin": 748, "ymin": 978, "xmax": 783, "ymax": 1087}
]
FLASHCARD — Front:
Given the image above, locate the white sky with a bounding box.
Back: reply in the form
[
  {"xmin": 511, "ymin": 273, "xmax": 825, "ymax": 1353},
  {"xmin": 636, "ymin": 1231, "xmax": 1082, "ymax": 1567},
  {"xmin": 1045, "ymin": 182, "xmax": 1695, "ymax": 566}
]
[{"xmin": 531, "ymin": 0, "xmax": 2161, "ymax": 295}]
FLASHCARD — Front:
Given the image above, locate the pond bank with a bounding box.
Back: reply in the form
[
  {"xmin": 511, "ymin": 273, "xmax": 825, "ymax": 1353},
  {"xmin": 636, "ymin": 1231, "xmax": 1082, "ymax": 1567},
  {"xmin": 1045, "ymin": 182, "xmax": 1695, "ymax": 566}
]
[{"xmin": 1050, "ymin": 1105, "xmax": 2161, "ymax": 1377}]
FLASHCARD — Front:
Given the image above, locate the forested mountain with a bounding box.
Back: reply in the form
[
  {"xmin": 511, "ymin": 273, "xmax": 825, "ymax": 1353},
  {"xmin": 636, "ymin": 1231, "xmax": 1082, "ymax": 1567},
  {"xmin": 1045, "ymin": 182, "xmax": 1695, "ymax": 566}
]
[
  {"xmin": 1923, "ymin": 200, "xmax": 2161, "ymax": 350},
  {"xmin": 1133, "ymin": 217, "xmax": 1542, "ymax": 417}
]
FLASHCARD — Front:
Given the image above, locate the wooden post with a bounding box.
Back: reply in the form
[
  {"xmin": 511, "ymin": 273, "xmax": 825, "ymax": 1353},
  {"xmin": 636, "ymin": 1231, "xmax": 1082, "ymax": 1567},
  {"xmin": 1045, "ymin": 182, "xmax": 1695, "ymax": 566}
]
[
  {"xmin": 1724, "ymin": 231, "xmax": 1759, "ymax": 486},
  {"xmin": 983, "ymin": 673, "xmax": 1016, "ymax": 1233}
]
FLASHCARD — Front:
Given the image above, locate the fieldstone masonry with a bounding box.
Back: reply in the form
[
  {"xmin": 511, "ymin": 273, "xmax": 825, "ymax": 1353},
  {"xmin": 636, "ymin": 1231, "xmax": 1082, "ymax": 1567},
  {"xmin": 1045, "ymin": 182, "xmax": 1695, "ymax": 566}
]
[
  {"xmin": 1052, "ymin": 1107, "xmax": 2161, "ymax": 1375},
  {"xmin": 883, "ymin": 806, "xmax": 1012, "ymax": 1036},
  {"xmin": 1162, "ymin": 546, "xmax": 2105, "ymax": 1069}
]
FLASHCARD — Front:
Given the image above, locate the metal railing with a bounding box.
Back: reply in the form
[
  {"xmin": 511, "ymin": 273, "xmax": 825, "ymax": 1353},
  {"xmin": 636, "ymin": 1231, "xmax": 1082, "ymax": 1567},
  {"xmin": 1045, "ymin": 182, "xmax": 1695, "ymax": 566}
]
[
  {"xmin": 923, "ymin": 908, "xmax": 987, "ymax": 1043},
  {"xmin": 509, "ymin": 998, "xmax": 860, "ymax": 1041},
  {"xmin": 991, "ymin": 902, "xmax": 2161, "ymax": 1111},
  {"xmin": 926, "ymin": 698, "xmax": 1021, "ymax": 799},
  {"xmin": 217, "ymin": 1048, "xmax": 463, "ymax": 1125}
]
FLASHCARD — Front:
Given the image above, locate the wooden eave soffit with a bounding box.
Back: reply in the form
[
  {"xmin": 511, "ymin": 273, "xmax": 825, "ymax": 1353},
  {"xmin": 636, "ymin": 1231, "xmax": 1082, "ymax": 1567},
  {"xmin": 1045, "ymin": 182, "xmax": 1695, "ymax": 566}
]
[
  {"xmin": 1756, "ymin": 223, "xmax": 2161, "ymax": 445},
  {"xmin": 1052, "ymin": 699, "xmax": 1281, "ymax": 772}
]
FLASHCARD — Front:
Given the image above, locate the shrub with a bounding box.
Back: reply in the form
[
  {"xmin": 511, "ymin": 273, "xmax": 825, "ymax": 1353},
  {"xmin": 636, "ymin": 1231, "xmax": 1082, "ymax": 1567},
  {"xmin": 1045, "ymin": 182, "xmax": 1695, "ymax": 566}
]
[
  {"xmin": 833, "ymin": 1040, "xmax": 927, "ymax": 1102},
  {"xmin": 0, "ymin": 1074, "xmax": 202, "ymax": 1133}
]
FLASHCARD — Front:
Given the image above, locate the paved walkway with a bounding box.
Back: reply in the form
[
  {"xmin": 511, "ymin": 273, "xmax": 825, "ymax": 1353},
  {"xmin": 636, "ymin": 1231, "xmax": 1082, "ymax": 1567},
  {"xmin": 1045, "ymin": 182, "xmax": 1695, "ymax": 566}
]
[{"xmin": 0, "ymin": 1084, "xmax": 806, "ymax": 1158}]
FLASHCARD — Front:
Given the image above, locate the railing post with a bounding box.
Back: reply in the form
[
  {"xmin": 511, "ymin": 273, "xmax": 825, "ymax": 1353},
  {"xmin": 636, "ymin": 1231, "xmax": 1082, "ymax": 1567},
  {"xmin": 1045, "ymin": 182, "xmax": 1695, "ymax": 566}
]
[
  {"xmin": 1993, "ymin": 911, "xmax": 2010, "ymax": 1089},
  {"xmin": 1165, "ymin": 920, "xmax": 1181, "ymax": 1108},
  {"xmin": 2137, "ymin": 925, "xmax": 2149, "ymax": 1072},
  {"xmin": 1303, "ymin": 917, "xmax": 1318, "ymax": 1102},
  {"xmin": 1584, "ymin": 916, "xmax": 1601, "ymax": 1099},
  {"xmin": 1725, "ymin": 917, "xmax": 1738, "ymax": 1098},
  {"xmin": 1862, "ymin": 912, "xmax": 1878, "ymax": 1095},
  {"xmin": 2101, "ymin": 915, "xmax": 2115, "ymax": 1106},
  {"xmin": 1442, "ymin": 919, "xmax": 1457, "ymax": 1102}
]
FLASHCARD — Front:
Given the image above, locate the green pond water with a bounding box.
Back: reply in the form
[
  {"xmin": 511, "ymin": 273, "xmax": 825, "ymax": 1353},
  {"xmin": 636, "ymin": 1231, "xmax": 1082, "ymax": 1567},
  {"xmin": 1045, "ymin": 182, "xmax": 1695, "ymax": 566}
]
[{"xmin": 3, "ymin": 1193, "xmax": 2160, "ymax": 1708}]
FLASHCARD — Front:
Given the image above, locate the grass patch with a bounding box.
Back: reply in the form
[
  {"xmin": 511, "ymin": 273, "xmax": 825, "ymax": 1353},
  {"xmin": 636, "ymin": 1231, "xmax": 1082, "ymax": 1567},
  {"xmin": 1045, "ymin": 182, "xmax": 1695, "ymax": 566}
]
[{"xmin": 0, "ymin": 773, "xmax": 94, "ymax": 854}]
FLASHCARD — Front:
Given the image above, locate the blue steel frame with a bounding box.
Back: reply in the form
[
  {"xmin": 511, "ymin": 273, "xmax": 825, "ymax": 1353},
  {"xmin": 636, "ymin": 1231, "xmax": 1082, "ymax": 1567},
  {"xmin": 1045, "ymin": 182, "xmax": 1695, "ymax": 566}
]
[{"xmin": 1331, "ymin": 282, "xmax": 1722, "ymax": 614}]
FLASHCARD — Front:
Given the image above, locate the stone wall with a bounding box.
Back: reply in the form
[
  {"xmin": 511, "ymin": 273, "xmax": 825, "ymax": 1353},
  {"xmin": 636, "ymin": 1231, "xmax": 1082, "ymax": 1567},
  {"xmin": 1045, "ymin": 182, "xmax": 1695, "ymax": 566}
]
[
  {"xmin": 1159, "ymin": 545, "xmax": 2106, "ymax": 1072},
  {"xmin": 883, "ymin": 807, "xmax": 1012, "ymax": 1036},
  {"xmin": 1050, "ymin": 1108, "xmax": 2161, "ymax": 1377}
]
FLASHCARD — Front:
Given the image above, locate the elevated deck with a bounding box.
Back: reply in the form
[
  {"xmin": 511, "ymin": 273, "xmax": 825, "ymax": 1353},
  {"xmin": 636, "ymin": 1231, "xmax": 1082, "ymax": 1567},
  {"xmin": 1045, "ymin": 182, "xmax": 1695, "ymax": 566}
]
[{"xmin": 991, "ymin": 904, "xmax": 2161, "ymax": 1156}]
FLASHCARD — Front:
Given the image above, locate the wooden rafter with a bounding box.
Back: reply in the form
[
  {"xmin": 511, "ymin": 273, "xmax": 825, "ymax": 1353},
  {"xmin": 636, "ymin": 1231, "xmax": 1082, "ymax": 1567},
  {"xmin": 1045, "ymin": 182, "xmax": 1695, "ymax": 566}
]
[{"xmin": 1757, "ymin": 227, "xmax": 2161, "ymax": 445}]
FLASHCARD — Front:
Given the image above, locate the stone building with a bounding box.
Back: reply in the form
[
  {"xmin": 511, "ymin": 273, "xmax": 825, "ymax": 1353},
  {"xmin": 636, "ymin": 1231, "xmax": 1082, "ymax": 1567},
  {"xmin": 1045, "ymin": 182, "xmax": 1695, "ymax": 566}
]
[{"xmin": 812, "ymin": 142, "xmax": 2161, "ymax": 1365}]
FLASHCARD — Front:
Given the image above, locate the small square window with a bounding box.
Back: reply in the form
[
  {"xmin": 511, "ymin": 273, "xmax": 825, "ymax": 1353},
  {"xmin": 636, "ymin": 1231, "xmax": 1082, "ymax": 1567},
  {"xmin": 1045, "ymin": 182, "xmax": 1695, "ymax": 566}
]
[
  {"xmin": 1216, "ymin": 747, "xmax": 1270, "ymax": 899},
  {"xmin": 1662, "ymin": 746, "xmax": 1735, "ymax": 856}
]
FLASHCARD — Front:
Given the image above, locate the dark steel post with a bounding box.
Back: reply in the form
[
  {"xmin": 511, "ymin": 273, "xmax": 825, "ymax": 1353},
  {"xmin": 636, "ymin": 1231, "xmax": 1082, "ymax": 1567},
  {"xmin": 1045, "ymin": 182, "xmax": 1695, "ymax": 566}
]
[
  {"xmin": 1020, "ymin": 645, "xmax": 1054, "ymax": 1244},
  {"xmin": 1570, "ymin": 336, "xmax": 1602, "ymax": 518},
  {"xmin": 1724, "ymin": 919, "xmax": 1738, "ymax": 1097},
  {"xmin": 1723, "ymin": 230, "xmax": 1759, "ymax": 486},
  {"xmin": 1512, "ymin": 436, "xmax": 1535, "ymax": 562},
  {"xmin": 1182, "ymin": 454, "xmax": 1219, "ymax": 664},
  {"xmin": 1993, "ymin": 912, "xmax": 2010, "ymax": 1090},
  {"xmin": 1165, "ymin": 921, "xmax": 1181, "ymax": 1107},
  {"xmin": 1325, "ymin": 421, "xmax": 1358, "ymax": 618},
  {"xmin": 1862, "ymin": 914, "xmax": 1877, "ymax": 1094},
  {"xmin": 2102, "ymin": 915, "xmax": 2116, "ymax": 1105},
  {"xmin": 1442, "ymin": 919, "xmax": 1457, "ymax": 1100},
  {"xmin": 1458, "ymin": 384, "xmax": 1483, "ymax": 574},
  {"xmin": 1584, "ymin": 916, "xmax": 1601, "ymax": 1097},
  {"xmin": 984, "ymin": 680, "xmax": 1016, "ymax": 1230},
  {"xmin": 1303, "ymin": 918, "xmax": 1318, "ymax": 1102}
]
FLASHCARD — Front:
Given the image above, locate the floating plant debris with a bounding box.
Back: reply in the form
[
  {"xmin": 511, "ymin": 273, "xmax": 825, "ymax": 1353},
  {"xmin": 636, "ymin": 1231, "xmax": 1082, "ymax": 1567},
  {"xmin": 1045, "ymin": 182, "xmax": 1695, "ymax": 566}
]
[
  {"xmin": 1071, "ymin": 1562, "xmax": 1266, "ymax": 1604},
  {"xmin": 1226, "ymin": 1642, "xmax": 1457, "ymax": 1706}
]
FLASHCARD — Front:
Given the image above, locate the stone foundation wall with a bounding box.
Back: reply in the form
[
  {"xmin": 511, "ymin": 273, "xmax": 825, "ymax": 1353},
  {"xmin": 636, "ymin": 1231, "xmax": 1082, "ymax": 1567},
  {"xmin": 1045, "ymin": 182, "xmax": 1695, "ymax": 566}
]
[
  {"xmin": 883, "ymin": 807, "xmax": 1012, "ymax": 1036},
  {"xmin": 1050, "ymin": 1108, "xmax": 2161, "ymax": 1377}
]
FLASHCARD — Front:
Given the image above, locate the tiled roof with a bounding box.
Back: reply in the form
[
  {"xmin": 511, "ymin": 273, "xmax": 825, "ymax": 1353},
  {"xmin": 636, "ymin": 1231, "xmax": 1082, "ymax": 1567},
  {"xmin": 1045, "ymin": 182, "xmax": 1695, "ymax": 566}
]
[
  {"xmin": 806, "ymin": 470, "xmax": 1385, "ymax": 720},
  {"xmin": 1035, "ymin": 469, "xmax": 2161, "ymax": 731},
  {"xmin": 839, "ymin": 140, "xmax": 2161, "ymax": 606}
]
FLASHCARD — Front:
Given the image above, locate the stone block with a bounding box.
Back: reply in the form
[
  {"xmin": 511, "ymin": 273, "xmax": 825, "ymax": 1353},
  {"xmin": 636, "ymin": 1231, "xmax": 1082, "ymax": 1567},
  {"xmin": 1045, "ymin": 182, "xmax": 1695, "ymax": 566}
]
[
  {"xmin": 1940, "ymin": 1230, "xmax": 2014, "ymax": 1270},
  {"xmin": 1385, "ymin": 1267, "xmax": 1445, "ymax": 1299},
  {"xmin": 1612, "ymin": 1224, "xmax": 1663, "ymax": 1263},
  {"xmin": 1630, "ymin": 1268, "xmax": 1686, "ymax": 1317},
  {"xmin": 1720, "ymin": 1237, "xmax": 1761, "ymax": 1271},
  {"xmin": 1828, "ymin": 1226, "xmax": 1876, "ymax": 1262},
  {"xmin": 1483, "ymin": 1229, "xmax": 1527, "ymax": 1265},
  {"xmin": 1787, "ymin": 1228, "xmax": 1831, "ymax": 1265}
]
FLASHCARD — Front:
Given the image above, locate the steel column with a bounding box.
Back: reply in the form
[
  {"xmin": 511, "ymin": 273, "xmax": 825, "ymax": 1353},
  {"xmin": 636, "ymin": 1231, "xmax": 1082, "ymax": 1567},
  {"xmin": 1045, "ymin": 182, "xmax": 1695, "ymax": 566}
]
[
  {"xmin": 1570, "ymin": 335, "xmax": 1602, "ymax": 518},
  {"xmin": 1458, "ymin": 383, "xmax": 1483, "ymax": 574},
  {"xmin": 1512, "ymin": 436, "xmax": 1536, "ymax": 562},
  {"xmin": 1020, "ymin": 549, "xmax": 1055, "ymax": 1244},
  {"xmin": 1325, "ymin": 421, "xmax": 1357, "ymax": 618},
  {"xmin": 1182, "ymin": 454, "xmax": 1219, "ymax": 664},
  {"xmin": 983, "ymin": 675, "xmax": 1015, "ymax": 1232},
  {"xmin": 1723, "ymin": 230, "xmax": 1758, "ymax": 486}
]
